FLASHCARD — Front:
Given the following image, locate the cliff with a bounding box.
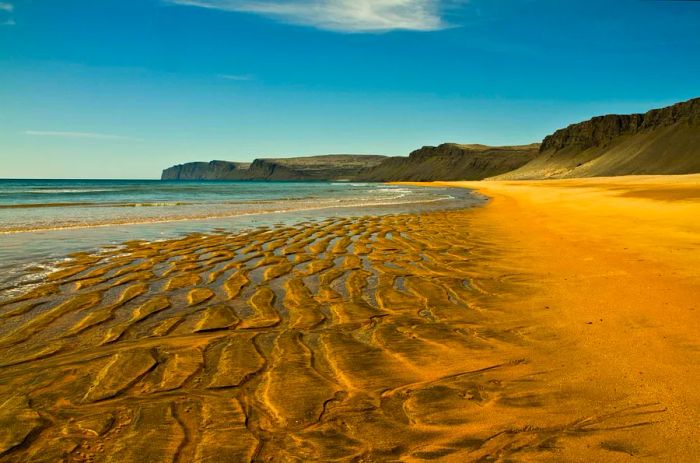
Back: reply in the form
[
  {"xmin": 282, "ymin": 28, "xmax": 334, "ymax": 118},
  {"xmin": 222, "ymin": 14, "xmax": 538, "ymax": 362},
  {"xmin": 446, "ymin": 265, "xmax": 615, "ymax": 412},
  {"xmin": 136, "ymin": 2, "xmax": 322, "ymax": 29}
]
[
  {"xmin": 162, "ymin": 98, "xmax": 700, "ymax": 182},
  {"xmin": 161, "ymin": 161, "xmax": 251, "ymax": 180},
  {"xmin": 356, "ymin": 144, "xmax": 540, "ymax": 181},
  {"xmin": 254, "ymin": 155, "xmax": 388, "ymax": 180},
  {"xmin": 161, "ymin": 155, "xmax": 386, "ymax": 181},
  {"xmin": 493, "ymin": 97, "xmax": 700, "ymax": 179}
]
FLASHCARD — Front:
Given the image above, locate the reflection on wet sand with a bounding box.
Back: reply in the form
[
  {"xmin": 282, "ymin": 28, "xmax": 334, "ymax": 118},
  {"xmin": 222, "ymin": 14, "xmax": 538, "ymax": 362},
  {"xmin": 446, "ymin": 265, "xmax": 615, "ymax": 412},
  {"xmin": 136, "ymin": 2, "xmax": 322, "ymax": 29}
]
[{"xmin": 0, "ymin": 209, "xmax": 668, "ymax": 462}]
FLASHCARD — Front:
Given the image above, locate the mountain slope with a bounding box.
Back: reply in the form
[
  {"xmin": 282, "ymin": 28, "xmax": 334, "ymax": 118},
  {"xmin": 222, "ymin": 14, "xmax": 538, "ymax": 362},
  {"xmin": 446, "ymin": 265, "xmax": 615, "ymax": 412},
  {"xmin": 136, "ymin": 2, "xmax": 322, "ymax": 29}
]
[
  {"xmin": 493, "ymin": 98, "xmax": 700, "ymax": 180},
  {"xmin": 356, "ymin": 144, "xmax": 540, "ymax": 181}
]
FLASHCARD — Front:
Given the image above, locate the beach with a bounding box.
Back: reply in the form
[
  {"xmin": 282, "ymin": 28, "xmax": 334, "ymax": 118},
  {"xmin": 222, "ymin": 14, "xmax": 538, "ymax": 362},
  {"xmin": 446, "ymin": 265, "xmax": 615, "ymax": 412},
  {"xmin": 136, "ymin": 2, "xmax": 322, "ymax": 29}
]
[
  {"xmin": 0, "ymin": 180, "xmax": 471, "ymax": 293},
  {"xmin": 0, "ymin": 175, "xmax": 698, "ymax": 462},
  {"xmin": 407, "ymin": 174, "xmax": 700, "ymax": 460}
]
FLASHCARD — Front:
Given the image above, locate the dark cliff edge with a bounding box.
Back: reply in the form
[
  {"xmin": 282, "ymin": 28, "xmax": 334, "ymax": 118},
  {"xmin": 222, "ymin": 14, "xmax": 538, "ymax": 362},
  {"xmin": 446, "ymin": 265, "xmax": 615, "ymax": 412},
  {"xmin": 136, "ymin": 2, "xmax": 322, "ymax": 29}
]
[
  {"xmin": 493, "ymin": 97, "xmax": 700, "ymax": 179},
  {"xmin": 161, "ymin": 155, "xmax": 387, "ymax": 181},
  {"xmin": 162, "ymin": 147, "xmax": 539, "ymax": 182},
  {"xmin": 161, "ymin": 161, "xmax": 252, "ymax": 180},
  {"xmin": 356, "ymin": 144, "xmax": 539, "ymax": 181}
]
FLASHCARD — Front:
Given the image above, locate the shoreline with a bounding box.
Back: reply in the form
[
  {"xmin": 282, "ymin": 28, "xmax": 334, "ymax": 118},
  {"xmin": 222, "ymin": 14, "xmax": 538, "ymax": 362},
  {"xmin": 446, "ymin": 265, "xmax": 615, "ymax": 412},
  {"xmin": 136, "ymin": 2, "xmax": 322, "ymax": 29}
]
[
  {"xmin": 0, "ymin": 187, "xmax": 480, "ymax": 293},
  {"xmin": 0, "ymin": 195, "xmax": 457, "ymax": 234},
  {"xmin": 0, "ymin": 175, "xmax": 697, "ymax": 460}
]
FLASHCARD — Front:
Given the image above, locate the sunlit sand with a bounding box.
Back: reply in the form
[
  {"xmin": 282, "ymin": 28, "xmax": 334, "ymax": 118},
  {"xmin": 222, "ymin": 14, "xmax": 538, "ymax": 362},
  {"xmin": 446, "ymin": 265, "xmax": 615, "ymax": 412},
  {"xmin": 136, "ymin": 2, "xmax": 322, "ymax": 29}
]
[{"xmin": 0, "ymin": 175, "xmax": 698, "ymax": 461}]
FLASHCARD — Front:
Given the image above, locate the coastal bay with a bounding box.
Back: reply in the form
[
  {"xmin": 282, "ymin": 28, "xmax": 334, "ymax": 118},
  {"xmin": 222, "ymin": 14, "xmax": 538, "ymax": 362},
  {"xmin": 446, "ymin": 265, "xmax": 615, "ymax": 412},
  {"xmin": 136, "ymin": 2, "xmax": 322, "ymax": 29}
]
[
  {"xmin": 4, "ymin": 1, "xmax": 699, "ymax": 461},
  {"xmin": 0, "ymin": 175, "xmax": 697, "ymax": 461}
]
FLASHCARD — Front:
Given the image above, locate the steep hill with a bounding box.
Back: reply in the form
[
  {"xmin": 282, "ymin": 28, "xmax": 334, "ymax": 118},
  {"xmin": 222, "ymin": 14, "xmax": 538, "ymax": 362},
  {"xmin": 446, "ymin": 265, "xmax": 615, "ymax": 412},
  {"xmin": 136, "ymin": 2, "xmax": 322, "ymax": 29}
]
[
  {"xmin": 493, "ymin": 97, "xmax": 700, "ymax": 179},
  {"xmin": 356, "ymin": 144, "xmax": 540, "ymax": 181}
]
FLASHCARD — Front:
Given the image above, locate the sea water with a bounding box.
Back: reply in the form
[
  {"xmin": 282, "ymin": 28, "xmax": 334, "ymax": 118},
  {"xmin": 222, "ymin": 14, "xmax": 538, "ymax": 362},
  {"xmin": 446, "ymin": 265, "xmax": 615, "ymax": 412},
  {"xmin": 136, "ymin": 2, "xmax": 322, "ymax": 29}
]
[{"xmin": 0, "ymin": 179, "xmax": 483, "ymax": 292}]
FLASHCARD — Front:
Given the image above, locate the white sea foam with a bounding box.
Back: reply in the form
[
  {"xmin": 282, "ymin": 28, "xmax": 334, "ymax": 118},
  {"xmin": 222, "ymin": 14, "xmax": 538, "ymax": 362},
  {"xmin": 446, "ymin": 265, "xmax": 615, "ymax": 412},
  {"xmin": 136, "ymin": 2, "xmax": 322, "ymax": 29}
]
[
  {"xmin": 0, "ymin": 193, "xmax": 454, "ymax": 234},
  {"xmin": 25, "ymin": 189, "xmax": 113, "ymax": 194}
]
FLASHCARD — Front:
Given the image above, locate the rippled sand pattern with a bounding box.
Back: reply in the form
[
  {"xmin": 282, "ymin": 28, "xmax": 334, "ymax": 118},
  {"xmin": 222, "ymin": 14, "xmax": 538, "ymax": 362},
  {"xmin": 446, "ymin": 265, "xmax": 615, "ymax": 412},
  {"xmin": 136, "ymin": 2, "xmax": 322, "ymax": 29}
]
[{"xmin": 0, "ymin": 211, "xmax": 660, "ymax": 462}]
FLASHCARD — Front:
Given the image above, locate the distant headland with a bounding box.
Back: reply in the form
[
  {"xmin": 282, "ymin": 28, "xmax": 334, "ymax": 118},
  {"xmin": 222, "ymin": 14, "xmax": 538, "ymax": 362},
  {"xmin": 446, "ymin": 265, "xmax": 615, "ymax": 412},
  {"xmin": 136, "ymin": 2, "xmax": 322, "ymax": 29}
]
[{"xmin": 163, "ymin": 97, "xmax": 700, "ymax": 182}]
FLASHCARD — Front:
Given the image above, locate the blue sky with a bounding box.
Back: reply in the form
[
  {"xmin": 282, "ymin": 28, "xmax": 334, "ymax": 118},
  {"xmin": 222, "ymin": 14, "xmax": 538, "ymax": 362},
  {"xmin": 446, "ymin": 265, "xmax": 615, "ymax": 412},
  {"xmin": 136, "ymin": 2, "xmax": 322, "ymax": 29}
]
[{"xmin": 1, "ymin": 0, "xmax": 699, "ymax": 179}]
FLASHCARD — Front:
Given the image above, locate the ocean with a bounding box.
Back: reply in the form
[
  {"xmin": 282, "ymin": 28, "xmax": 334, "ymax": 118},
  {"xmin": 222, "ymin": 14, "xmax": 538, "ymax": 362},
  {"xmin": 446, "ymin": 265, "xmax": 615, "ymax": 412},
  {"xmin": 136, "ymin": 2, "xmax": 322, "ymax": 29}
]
[{"xmin": 0, "ymin": 179, "xmax": 483, "ymax": 294}]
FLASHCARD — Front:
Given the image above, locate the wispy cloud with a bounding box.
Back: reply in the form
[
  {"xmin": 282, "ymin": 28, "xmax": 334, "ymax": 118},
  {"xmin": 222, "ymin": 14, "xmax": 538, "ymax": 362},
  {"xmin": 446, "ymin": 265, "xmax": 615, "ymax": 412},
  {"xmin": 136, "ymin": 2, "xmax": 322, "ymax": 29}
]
[
  {"xmin": 23, "ymin": 131, "xmax": 140, "ymax": 141},
  {"xmin": 0, "ymin": 3, "xmax": 14, "ymax": 26},
  {"xmin": 218, "ymin": 73, "xmax": 254, "ymax": 81},
  {"xmin": 168, "ymin": 0, "xmax": 449, "ymax": 33}
]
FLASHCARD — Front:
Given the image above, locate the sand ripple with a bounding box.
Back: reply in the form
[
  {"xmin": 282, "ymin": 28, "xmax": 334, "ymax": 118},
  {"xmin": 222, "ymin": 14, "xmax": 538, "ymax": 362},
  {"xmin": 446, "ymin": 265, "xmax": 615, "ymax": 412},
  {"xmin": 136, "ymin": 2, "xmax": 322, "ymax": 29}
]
[{"xmin": 0, "ymin": 211, "xmax": 662, "ymax": 461}]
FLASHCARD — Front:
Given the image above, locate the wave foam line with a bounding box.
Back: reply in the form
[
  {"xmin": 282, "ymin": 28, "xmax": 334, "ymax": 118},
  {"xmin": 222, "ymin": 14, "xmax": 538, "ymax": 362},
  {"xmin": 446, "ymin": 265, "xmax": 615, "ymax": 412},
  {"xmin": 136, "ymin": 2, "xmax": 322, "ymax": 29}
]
[{"xmin": 0, "ymin": 196, "xmax": 454, "ymax": 234}]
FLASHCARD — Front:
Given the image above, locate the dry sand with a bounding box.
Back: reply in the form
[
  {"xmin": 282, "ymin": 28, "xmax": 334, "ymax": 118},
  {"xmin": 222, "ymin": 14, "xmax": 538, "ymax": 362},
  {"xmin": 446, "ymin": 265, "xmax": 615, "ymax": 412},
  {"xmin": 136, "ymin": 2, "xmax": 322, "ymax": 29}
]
[
  {"xmin": 403, "ymin": 174, "xmax": 700, "ymax": 461},
  {"xmin": 0, "ymin": 175, "xmax": 697, "ymax": 462}
]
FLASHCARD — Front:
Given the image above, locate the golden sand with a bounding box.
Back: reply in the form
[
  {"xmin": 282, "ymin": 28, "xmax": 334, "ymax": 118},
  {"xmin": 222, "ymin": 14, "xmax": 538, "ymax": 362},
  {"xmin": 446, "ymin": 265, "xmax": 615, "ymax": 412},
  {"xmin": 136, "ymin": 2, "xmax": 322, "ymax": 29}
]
[
  {"xmin": 0, "ymin": 175, "xmax": 697, "ymax": 461},
  {"xmin": 401, "ymin": 174, "xmax": 700, "ymax": 461}
]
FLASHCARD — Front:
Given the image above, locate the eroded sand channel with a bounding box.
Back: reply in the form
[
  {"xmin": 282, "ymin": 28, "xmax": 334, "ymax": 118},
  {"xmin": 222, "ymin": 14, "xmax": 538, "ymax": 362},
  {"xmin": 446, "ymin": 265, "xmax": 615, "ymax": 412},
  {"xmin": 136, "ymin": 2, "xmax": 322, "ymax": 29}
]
[{"xmin": 0, "ymin": 208, "xmax": 673, "ymax": 462}]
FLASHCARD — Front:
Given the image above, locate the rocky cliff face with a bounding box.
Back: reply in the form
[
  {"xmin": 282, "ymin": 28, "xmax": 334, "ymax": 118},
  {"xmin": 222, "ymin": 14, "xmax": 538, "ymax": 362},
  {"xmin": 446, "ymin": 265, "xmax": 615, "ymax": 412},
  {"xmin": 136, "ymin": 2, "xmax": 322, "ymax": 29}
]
[
  {"xmin": 356, "ymin": 144, "xmax": 540, "ymax": 181},
  {"xmin": 541, "ymin": 98, "xmax": 700, "ymax": 152},
  {"xmin": 539, "ymin": 115, "xmax": 646, "ymax": 152},
  {"xmin": 161, "ymin": 155, "xmax": 386, "ymax": 181},
  {"xmin": 161, "ymin": 148, "xmax": 540, "ymax": 182},
  {"xmin": 496, "ymin": 97, "xmax": 700, "ymax": 179},
  {"xmin": 162, "ymin": 98, "xmax": 700, "ymax": 182},
  {"xmin": 161, "ymin": 161, "xmax": 251, "ymax": 180}
]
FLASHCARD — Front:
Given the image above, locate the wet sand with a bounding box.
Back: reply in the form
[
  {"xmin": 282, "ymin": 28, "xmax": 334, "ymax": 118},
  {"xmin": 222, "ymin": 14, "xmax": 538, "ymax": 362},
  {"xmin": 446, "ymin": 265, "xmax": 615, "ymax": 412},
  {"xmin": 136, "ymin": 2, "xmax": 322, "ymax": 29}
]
[{"xmin": 0, "ymin": 175, "xmax": 698, "ymax": 461}]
